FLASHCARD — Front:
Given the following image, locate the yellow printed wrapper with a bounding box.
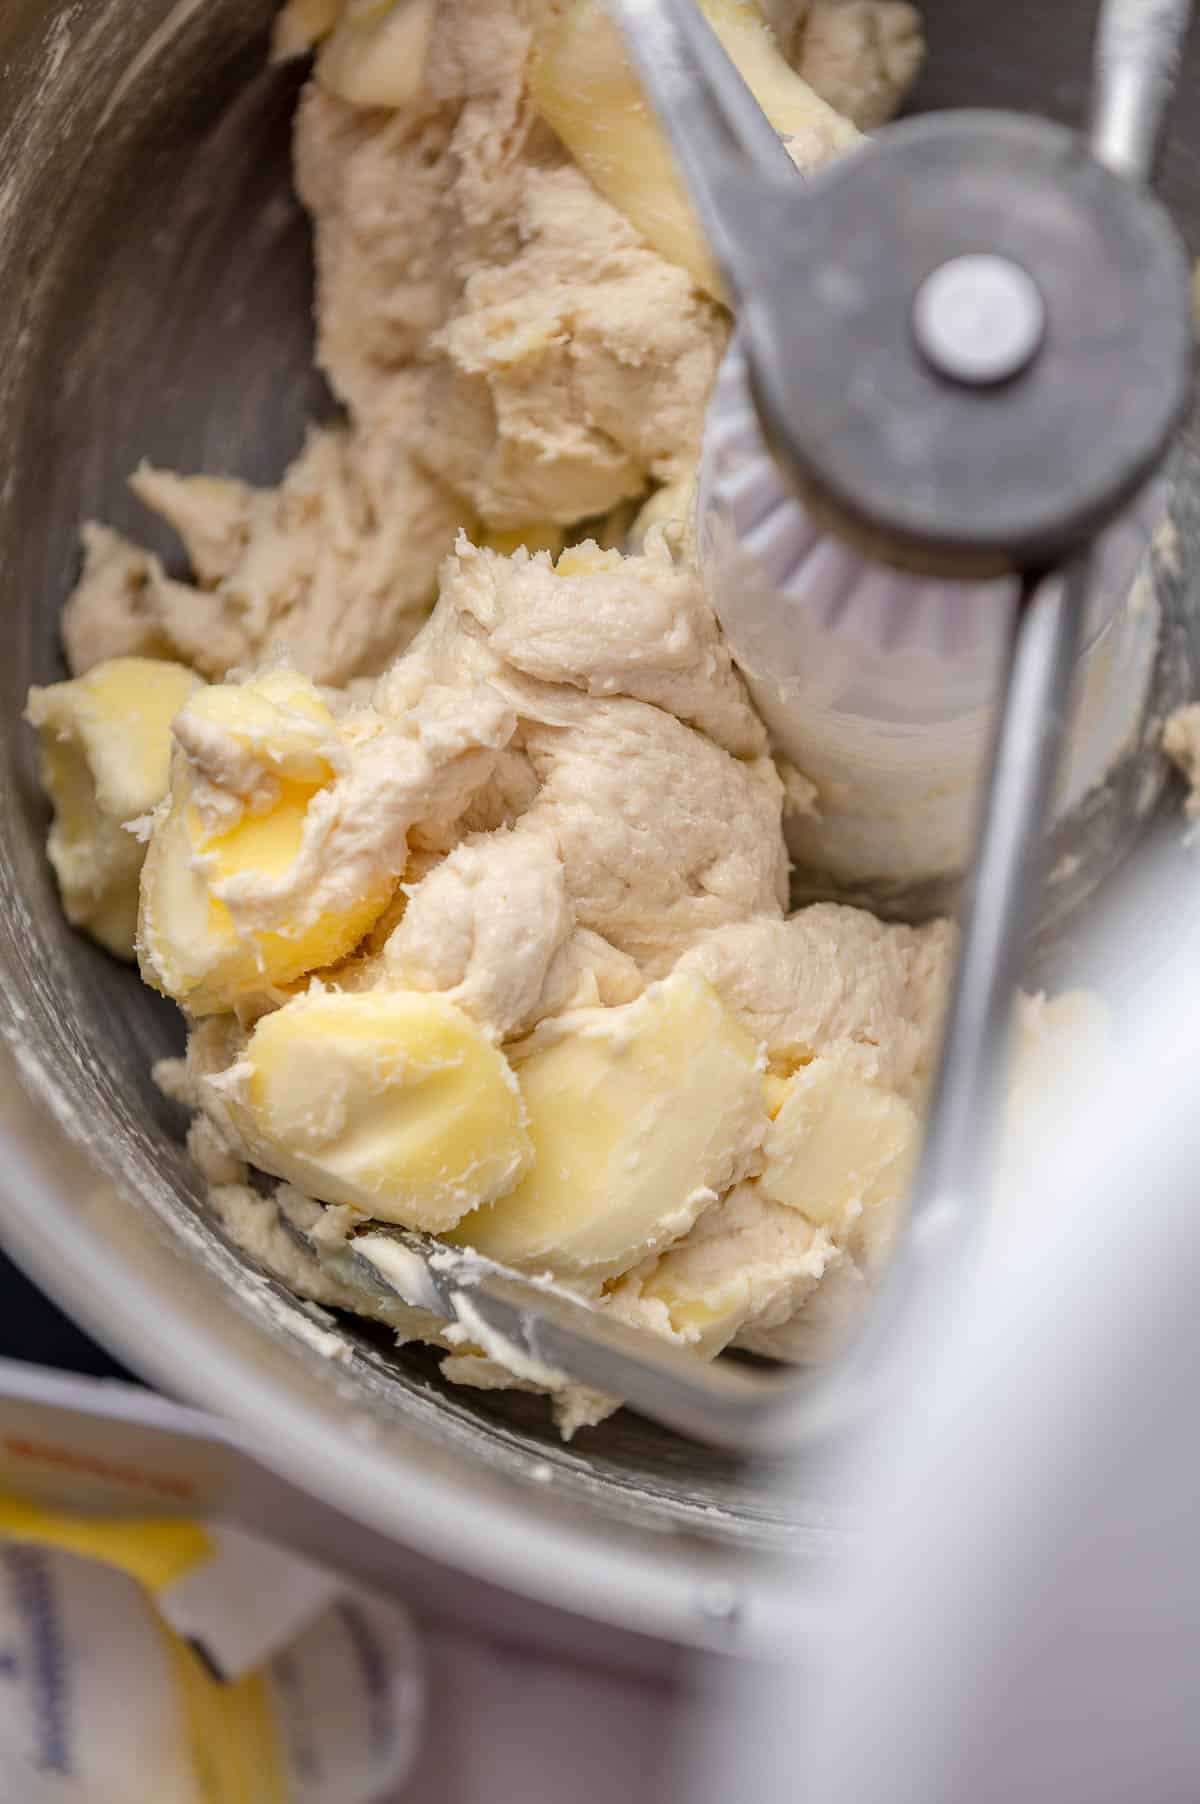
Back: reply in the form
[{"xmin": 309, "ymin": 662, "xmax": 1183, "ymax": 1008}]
[{"xmin": 0, "ymin": 1493, "xmax": 287, "ymax": 1804}]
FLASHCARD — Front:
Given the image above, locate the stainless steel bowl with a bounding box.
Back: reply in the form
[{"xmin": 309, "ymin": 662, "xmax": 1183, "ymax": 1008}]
[{"xmin": 2, "ymin": 0, "xmax": 1198, "ymax": 1650}]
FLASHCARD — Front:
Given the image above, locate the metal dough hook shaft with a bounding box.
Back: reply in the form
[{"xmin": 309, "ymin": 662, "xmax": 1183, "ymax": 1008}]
[
  {"xmin": 1092, "ymin": 0, "xmax": 1194, "ymax": 179},
  {"xmin": 604, "ymin": 0, "xmax": 796, "ymax": 292}
]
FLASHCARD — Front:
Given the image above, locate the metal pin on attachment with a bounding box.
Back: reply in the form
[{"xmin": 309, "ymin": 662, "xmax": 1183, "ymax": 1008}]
[{"xmin": 913, "ymin": 254, "xmax": 1048, "ymax": 388}]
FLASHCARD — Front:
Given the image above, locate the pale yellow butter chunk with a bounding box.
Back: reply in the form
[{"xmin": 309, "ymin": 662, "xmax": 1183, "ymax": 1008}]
[
  {"xmin": 480, "ymin": 523, "xmax": 568, "ymax": 562},
  {"xmin": 25, "ymin": 657, "xmax": 202, "ymax": 960},
  {"xmin": 138, "ymin": 667, "xmax": 393, "ymax": 1016},
  {"xmin": 552, "ymin": 543, "xmax": 626, "ymax": 579},
  {"xmin": 316, "ymin": 0, "xmax": 437, "ymax": 109},
  {"xmin": 530, "ymin": 0, "xmax": 859, "ymax": 297},
  {"xmin": 611, "ymin": 1183, "xmax": 837, "ymax": 1357},
  {"xmin": 449, "ymin": 973, "xmax": 766, "ymax": 1279},
  {"xmin": 225, "ymin": 989, "xmax": 532, "ymax": 1230},
  {"xmin": 760, "ymin": 1055, "xmax": 919, "ymax": 1260},
  {"xmin": 272, "ymin": 0, "xmax": 342, "ymax": 60}
]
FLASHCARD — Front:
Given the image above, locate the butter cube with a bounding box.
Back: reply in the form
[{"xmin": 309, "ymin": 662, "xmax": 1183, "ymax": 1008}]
[
  {"xmin": 138, "ymin": 667, "xmax": 394, "ymax": 1016},
  {"xmin": 760, "ymin": 1056, "xmax": 918, "ymax": 1263},
  {"xmin": 273, "ymin": 0, "xmax": 343, "ymax": 60},
  {"xmin": 763, "ymin": 1070, "xmax": 792, "ymax": 1119},
  {"xmin": 530, "ymin": 0, "xmax": 858, "ymax": 297},
  {"xmin": 225, "ymin": 988, "xmax": 532, "ymax": 1230},
  {"xmin": 317, "ymin": 0, "xmax": 437, "ymax": 110},
  {"xmin": 481, "ymin": 523, "xmax": 568, "ymax": 561},
  {"xmin": 25, "ymin": 657, "xmax": 202, "ymax": 960},
  {"xmin": 553, "ymin": 543, "xmax": 626, "ymax": 579},
  {"xmin": 449, "ymin": 973, "xmax": 766, "ymax": 1278}
]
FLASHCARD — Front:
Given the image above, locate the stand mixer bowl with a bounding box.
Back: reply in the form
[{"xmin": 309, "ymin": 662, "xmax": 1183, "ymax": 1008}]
[{"xmin": 1, "ymin": 0, "xmax": 1198, "ymax": 1649}]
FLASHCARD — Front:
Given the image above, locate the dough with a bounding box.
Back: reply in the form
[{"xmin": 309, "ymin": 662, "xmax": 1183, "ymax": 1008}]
[
  {"xmin": 420, "ymin": 161, "xmax": 727, "ymax": 526},
  {"xmin": 1164, "ymin": 703, "xmax": 1200, "ymax": 817},
  {"xmin": 790, "ymin": 0, "xmax": 925, "ymax": 129},
  {"xmin": 675, "ymin": 907, "xmax": 954, "ymax": 1102},
  {"xmin": 65, "ymin": 421, "xmax": 464, "ymax": 688},
  {"xmin": 32, "ymin": 0, "xmax": 946, "ymax": 1437},
  {"xmin": 382, "ymin": 823, "xmax": 574, "ymax": 1038}
]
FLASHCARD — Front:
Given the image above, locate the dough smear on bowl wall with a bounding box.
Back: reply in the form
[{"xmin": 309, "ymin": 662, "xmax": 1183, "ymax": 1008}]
[{"xmin": 21, "ymin": 0, "xmax": 1170, "ymax": 1441}]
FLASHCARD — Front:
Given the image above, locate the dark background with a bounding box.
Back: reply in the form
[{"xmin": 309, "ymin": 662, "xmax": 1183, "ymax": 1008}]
[{"xmin": 0, "ymin": 1253, "xmax": 134, "ymax": 1383}]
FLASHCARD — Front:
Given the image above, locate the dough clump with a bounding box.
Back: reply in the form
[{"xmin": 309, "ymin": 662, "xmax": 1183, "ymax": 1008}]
[{"xmin": 33, "ymin": 0, "xmax": 941, "ymax": 1437}]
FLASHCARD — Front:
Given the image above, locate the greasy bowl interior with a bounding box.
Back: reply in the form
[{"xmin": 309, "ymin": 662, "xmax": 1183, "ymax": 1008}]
[{"xmin": 3, "ymin": 0, "xmax": 1200, "ymax": 1639}]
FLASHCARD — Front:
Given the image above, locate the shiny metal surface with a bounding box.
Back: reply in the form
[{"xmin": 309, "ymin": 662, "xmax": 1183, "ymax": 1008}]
[
  {"xmin": 1, "ymin": 0, "xmax": 1199, "ymax": 1641},
  {"xmin": 606, "ymin": 0, "xmax": 796, "ymax": 289},
  {"xmin": 1092, "ymin": 0, "xmax": 1194, "ymax": 179},
  {"xmin": 909, "ymin": 564, "xmax": 1092, "ymax": 1246},
  {"xmin": 911, "ymin": 254, "xmax": 1048, "ymax": 387}
]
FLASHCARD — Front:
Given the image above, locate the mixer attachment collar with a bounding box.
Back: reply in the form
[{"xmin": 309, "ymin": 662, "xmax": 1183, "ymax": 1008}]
[{"xmin": 741, "ymin": 110, "xmax": 1193, "ymax": 578}]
